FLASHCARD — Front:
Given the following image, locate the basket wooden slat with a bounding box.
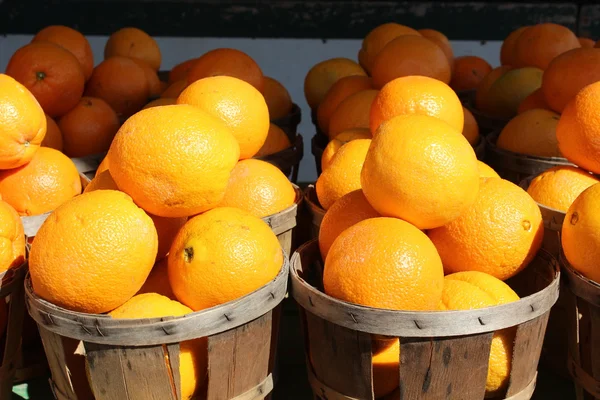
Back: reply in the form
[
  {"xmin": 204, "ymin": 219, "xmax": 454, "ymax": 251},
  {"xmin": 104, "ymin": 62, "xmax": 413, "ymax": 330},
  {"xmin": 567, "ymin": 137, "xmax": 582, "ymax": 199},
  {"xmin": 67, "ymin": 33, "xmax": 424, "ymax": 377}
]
[
  {"xmin": 255, "ymin": 134, "xmax": 304, "ymax": 183},
  {"xmin": 303, "ymin": 185, "xmax": 325, "ymax": 240},
  {"xmin": 463, "ymin": 100, "xmax": 509, "ymax": 136},
  {"xmin": 262, "ymin": 186, "xmax": 301, "ymax": 257},
  {"xmin": 311, "ymin": 133, "xmax": 328, "ymax": 176}
]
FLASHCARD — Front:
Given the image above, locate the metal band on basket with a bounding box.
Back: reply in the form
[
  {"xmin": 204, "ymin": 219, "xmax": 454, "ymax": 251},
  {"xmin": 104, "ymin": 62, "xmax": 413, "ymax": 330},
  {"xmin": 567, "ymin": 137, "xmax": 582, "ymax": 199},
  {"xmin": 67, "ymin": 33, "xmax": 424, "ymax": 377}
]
[{"xmin": 561, "ymin": 254, "xmax": 600, "ymax": 307}]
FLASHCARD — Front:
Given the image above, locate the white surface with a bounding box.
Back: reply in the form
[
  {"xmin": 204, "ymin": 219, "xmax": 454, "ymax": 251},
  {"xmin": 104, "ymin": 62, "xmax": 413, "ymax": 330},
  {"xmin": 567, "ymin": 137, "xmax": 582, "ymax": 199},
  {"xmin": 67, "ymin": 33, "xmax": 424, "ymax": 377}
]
[{"xmin": 0, "ymin": 35, "xmax": 502, "ymax": 182}]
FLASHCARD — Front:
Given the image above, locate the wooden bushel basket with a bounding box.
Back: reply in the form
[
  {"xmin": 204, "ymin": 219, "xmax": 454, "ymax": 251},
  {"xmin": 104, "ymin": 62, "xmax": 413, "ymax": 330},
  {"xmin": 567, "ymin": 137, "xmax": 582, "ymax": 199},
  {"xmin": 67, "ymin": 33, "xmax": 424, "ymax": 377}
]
[
  {"xmin": 311, "ymin": 133, "xmax": 328, "ymax": 176},
  {"xmin": 0, "ymin": 262, "xmax": 27, "ymax": 399},
  {"xmin": 262, "ymin": 185, "xmax": 302, "ymax": 257},
  {"xmin": 303, "ymin": 185, "xmax": 325, "ymax": 240},
  {"xmin": 485, "ymin": 133, "xmax": 572, "ymax": 184},
  {"xmin": 25, "ymin": 255, "xmax": 290, "ymax": 400},
  {"xmin": 272, "ymin": 103, "xmax": 302, "ymax": 138},
  {"xmin": 291, "ymin": 240, "xmax": 560, "ymax": 400},
  {"xmin": 255, "ymin": 134, "xmax": 304, "ymax": 183},
  {"xmin": 562, "ymin": 255, "xmax": 600, "ymax": 400},
  {"xmin": 463, "ymin": 100, "xmax": 509, "ymax": 136}
]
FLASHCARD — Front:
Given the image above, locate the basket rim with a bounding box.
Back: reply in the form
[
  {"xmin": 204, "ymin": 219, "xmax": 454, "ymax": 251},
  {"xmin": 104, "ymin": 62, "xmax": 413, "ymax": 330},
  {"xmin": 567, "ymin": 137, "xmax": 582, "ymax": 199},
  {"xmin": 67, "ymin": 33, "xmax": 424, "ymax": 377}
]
[
  {"xmin": 560, "ymin": 252, "xmax": 600, "ymax": 306},
  {"xmin": 261, "ymin": 185, "xmax": 302, "ymax": 235},
  {"xmin": 518, "ymin": 175, "xmax": 567, "ymax": 231},
  {"xmin": 303, "ymin": 184, "xmax": 325, "ymax": 214},
  {"xmin": 462, "ymin": 99, "xmax": 510, "ymax": 124},
  {"xmin": 290, "ymin": 239, "xmax": 560, "ymax": 337},
  {"xmin": 485, "ymin": 132, "xmax": 572, "ymax": 165},
  {"xmin": 25, "ymin": 254, "xmax": 290, "ymax": 346},
  {"xmin": 254, "ymin": 133, "xmax": 304, "ymax": 166}
]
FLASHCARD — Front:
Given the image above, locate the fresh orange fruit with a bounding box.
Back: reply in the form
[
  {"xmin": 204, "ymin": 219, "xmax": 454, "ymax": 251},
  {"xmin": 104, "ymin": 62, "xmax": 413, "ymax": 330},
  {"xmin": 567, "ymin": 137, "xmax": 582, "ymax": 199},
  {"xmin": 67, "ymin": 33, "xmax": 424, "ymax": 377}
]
[
  {"xmin": 58, "ymin": 97, "xmax": 120, "ymax": 158},
  {"xmin": 187, "ymin": 48, "xmax": 264, "ymax": 92},
  {"xmin": 514, "ymin": 23, "xmax": 580, "ymax": 70},
  {"xmin": 108, "ymin": 105, "xmax": 239, "ymax": 217},
  {"xmin": 580, "ymin": 37, "xmax": 596, "ymax": 48},
  {"xmin": 137, "ymin": 258, "xmax": 175, "ymax": 299},
  {"xmin": 168, "ymin": 207, "xmax": 283, "ymax": 310},
  {"xmin": 440, "ymin": 272, "xmax": 519, "ymax": 395},
  {"xmin": 372, "ymin": 338, "xmax": 400, "ymax": 398},
  {"xmin": 450, "ymin": 56, "xmax": 493, "ymax": 92},
  {"xmin": 6, "ymin": 42, "xmax": 85, "ymax": 117},
  {"xmin": 0, "ymin": 74, "xmax": 46, "ymax": 169},
  {"xmin": 517, "ymin": 88, "xmax": 549, "ymax": 114},
  {"xmin": 481, "ymin": 67, "xmax": 544, "ymax": 119},
  {"xmin": 85, "ymin": 56, "xmax": 150, "ymax": 119},
  {"xmin": 557, "ymin": 81, "xmax": 600, "ymax": 173},
  {"xmin": 317, "ymin": 75, "xmax": 373, "ymax": 134},
  {"xmin": 32, "ymin": 25, "xmax": 94, "ymax": 81},
  {"xmin": 527, "ymin": 166, "xmax": 600, "ymax": 212},
  {"xmin": 143, "ymin": 97, "xmax": 177, "ymax": 109},
  {"xmin": 428, "ymin": 177, "xmax": 544, "ymax": 280},
  {"xmin": 478, "ymin": 161, "xmax": 500, "ymax": 178},
  {"xmin": 542, "ymin": 48, "xmax": 600, "ymax": 113},
  {"xmin": 500, "ymin": 26, "xmax": 529, "ymax": 66},
  {"xmin": 474, "ymin": 66, "xmax": 512, "ymax": 113},
  {"xmin": 324, "ymin": 217, "xmax": 444, "ymax": 310},
  {"xmin": 41, "ymin": 114, "xmax": 63, "ymax": 151},
  {"xmin": 418, "ymin": 28, "xmax": 454, "ymax": 65},
  {"xmin": 30, "ymin": 190, "xmax": 158, "ymax": 313},
  {"xmin": 371, "ymin": 35, "xmax": 451, "ymax": 89},
  {"xmin": 219, "ymin": 159, "xmax": 296, "ymax": 218},
  {"xmin": 169, "ymin": 58, "xmax": 198, "ymax": 84},
  {"xmin": 262, "ymin": 77, "xmax": 293, "ymax": 120},
  {"xmin": 109, "ymin": 293, "xmax": 206, "ymax": 399},
  {"xmin": 304, "ymin": 58, "xmax": 366, "ymax": 109},
  {"xmin": 462, "ymin": 106, "xmax": 480, "ymax": 146},
  {"xmin": 321, "ymin": 128, "xmax": 372, "ymax": 171},
  {"xmin": 362, "ymin": 115, "xmax": 479, "ymax": 229},
  {"xmin": 0, "ymin": 200, "xmax": 26, "ymax": 272},
  {"xmin": 83, "ymin": 169, "xmax": 118, "ymax": 193},
  {"xmin": 370, "ymin": 75, "xmax": 463, "ymax": 134},
  {"xmin": 178, "ymin": 76, "xmax": 269, "ymax": 159},
  {"xmin": 497, "ymin": 109, "xmax": 561, "ymax": 157},
  {"xmin": 358, "ymin": 23, "xmax": 421, "ymax": 74},
  {"xmin": 254, "ymin": 124, "xmax": 291, "ymax": 157},
  {"xmin": 328, "ymin": 89, "xmax": 379, "ymax": 137},
  {"xmin": 0, "ymin": 147, "xmax": 81, "ymax": 216},
  {"xmin": 104, "ymin": 27, "xmax": 161, "ymax": 70},
  {"xmin": 161, "ymin": 80, "xmax": 187, "ymax": 99},
  {"xmin": 315, "ymin": 139, "xmax": 371, "ymax": 210},
  {"xmin": 562, "ymin": 183, "xmax": 600, "ymax": 283},
  {"xmin": 131, "ymin": 58, "xmax": 162, "ymax": 99},
  {"xmin": 318, "ymin": 189, "xmax": 380, "ymax": 260}
]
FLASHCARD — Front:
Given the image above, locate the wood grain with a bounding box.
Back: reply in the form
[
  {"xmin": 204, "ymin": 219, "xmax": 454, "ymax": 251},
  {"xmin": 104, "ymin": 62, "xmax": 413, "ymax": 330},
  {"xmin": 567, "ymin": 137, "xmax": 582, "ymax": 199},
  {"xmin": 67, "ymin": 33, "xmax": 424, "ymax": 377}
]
[
  {"xmin": 37, "ymin": 328, "xmax": 78, "ymax": 399},
  {"xmin": 262, "ymin": 186, "xmax": 301, "ymax": 256},
  {"xmin": 563, "ymin": 256, "xmax": 600, "ymax": 307},
  {"xmin": 303, "ymin": 186, "xmax": 324, "ymax": 239}
]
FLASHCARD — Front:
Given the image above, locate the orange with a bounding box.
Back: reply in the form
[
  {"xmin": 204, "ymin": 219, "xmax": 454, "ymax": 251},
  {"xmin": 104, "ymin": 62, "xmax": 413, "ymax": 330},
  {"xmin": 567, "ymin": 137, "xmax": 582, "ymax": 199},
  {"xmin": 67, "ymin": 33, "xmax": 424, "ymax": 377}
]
[
  {"xmin": 580, "ymin": 37, "xmax": 596, "ymax": 48},
  {"xmin": 32, "ymin": 25, "xmax": 94, "ymax": 81},
  {"xmin": 361, "ymin": 115, "xmax": 479, "ymax": 230},
  {"xmin": 462, "ymin": 106, "xmax": 480, "ymax": 146},
  {"xmin": 562, "ymin": 183, "xmax": 600, "ymax": 283},
  {"xmin": 168, "ymin": 207, "xmax": 283, "ymax": 310},
  {"xmin": 169, "ymin": 58, "xmax": 199, "ymax": 84},
  {"xmin": 328, "ymin": 89, "xmax": 379, "ymax": 136},
  {"xmin": 109, "ymin": 293, "xmax": 206, "ymax": 399},
  {"xmin": 254, "ymin": 124, "xmax": 291, "ymax": 157},
  {"xmin": 177, "ymin": 76, "xmax": 269, "ymax": 159},
  {"xmin": 0, "ymin": 200, "xmax": 26, "ymax": 272},
  {"xmin": 497, "ymin": 109, "xmax": 561, "ymax": 157},
  {"xmin": 542, "ymin": 48, "xmax": 600, "ymax": 113},
  {"xmin": 514, "ymin": 23, "xmax": 580, "ymax": 70},
  {"xmin": 358, "ymin": 23, "xmax": 421, "ymax": 74},
  {"xmin": 371, "ymin": 35, "xmax": 451, "ymax": 89},
  {"xmin": 315, "ymin": 139, "xmax": 371, "ymax": 210},
  {"xmin": 478, "ymin": 161, "xmax": 500, "ymax": 178},
  {"xmin": 0, "ymin": 147, "xmax": 81, "ymax": 216},
  {"xmin": 450, "ymin": 56, "xmax": 493, "ymax": 92},
  {"xmin": 527, "ymin": 166, "xmax": 600, "ymax": 212},
  {"xmin": 321, "ymin": 128, "xmax": 372, "ymax": 171},
  {"xmin": 304, "ymin": 58, "xmax": 367, "ymax": 109},
  {"xmin": 500, "ymin": 26, "xmax": 529, "ymax": 66},
  {"xmin": 372, "ymin": 338, "xmax": 400, "ymax": 398},
  {"xmin": 29, "ymin": 190, "xmax": 158, "ymax": 313},
  {"xmin": 41, "ymin": 114, "xmax": 63, "ymax": 151},
  {"xmin": 83, "ymin": 169, "xmax": 118, "ymax": 193},
  {"xmin": 85, "ymin": 56, "xmax": 150, "ymax": 119},
  {"xmin": 6, "ymin": 42, "xmax": 85, "ymax": 117},
  {"xmin": 370, "ymin": 75, "xmax": 463, "ymax": 134},
  {"xmin": 186, "ymin": 48, "xmax": 264, "ymax": 92},
  {"xmin": 474, "ymin": 65, "xmax": 512, "ymax": 113},
  {"xmin": 104, "ymin": 27, "xmax": 161, "ymax": 70},
  {"xmin": 95, "ymin": 156, "xmax": 110, "ymax": 177},
  {"xmin": 0, "ymin": 74, "xmax": 46, "ymax": 169},
  {"xmin": 143, "ymin": 97, "xmax": 177, "ymax": 109},
  {"xmin": 219, "ymin": 159, "xmax": 296, "ymax": 218},
  {"xmin": 58, "ymin": 97, "xmax": 120, "ymax": 158},
  {"xmin": 138, "ymin": 258, "xmax": 175, "ymax": 299},
  {"xmin": 428, "ymin": 177, "xmax": 544, "ymax": 280},
  {"xmin": 557, "ymin": 81, "xmax": 600, "ymax": 173},
  {"xmin": 161, "ymin": 80, "xmax": 187, "ymax": 99},
  {"xmin": 418, "ymin": 28, "xmax": 454, "ymax": 65},
  {"xmin": 262, "ymin": 77, "xmax": 293, "ymax": 120},
  {"xmin": 482, "ymin": 67, "xmax": 544, "ymax": 119},
  {"xmin": 324, "ymin": 217, "xmax": 444, "ymax": 310},
  {"xmin": 440, "ymin": 272, "xmax": 519, "ymax": 395},
  {"xmin": 517, "ymin": 89, "xmax": 549, "ymax": 114},
  {"xmin": 318, "ymin": 189, "xmax": 380, "ymax": 260},
  {"xmin": 131, "ymin": 58, "xmax": 162, "ymax": 99},
  {"xmin": 316, "ymin": 75, "xmax": 373, "ymax": 134},
  {"xmin": 108, "ymin": 105, "xmax": 239, "ymax": 217}
]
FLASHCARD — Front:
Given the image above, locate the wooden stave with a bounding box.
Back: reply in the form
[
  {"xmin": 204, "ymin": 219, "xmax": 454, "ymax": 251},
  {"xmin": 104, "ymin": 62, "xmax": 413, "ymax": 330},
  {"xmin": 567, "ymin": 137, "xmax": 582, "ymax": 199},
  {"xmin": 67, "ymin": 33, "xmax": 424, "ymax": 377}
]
[
  {"xmin": 303, "ymin": 185, "xmax": 325, "ymax": 236},
  {"xmin": 561, "ymin": 254, "xmax": 600, "ymax": 308}
]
